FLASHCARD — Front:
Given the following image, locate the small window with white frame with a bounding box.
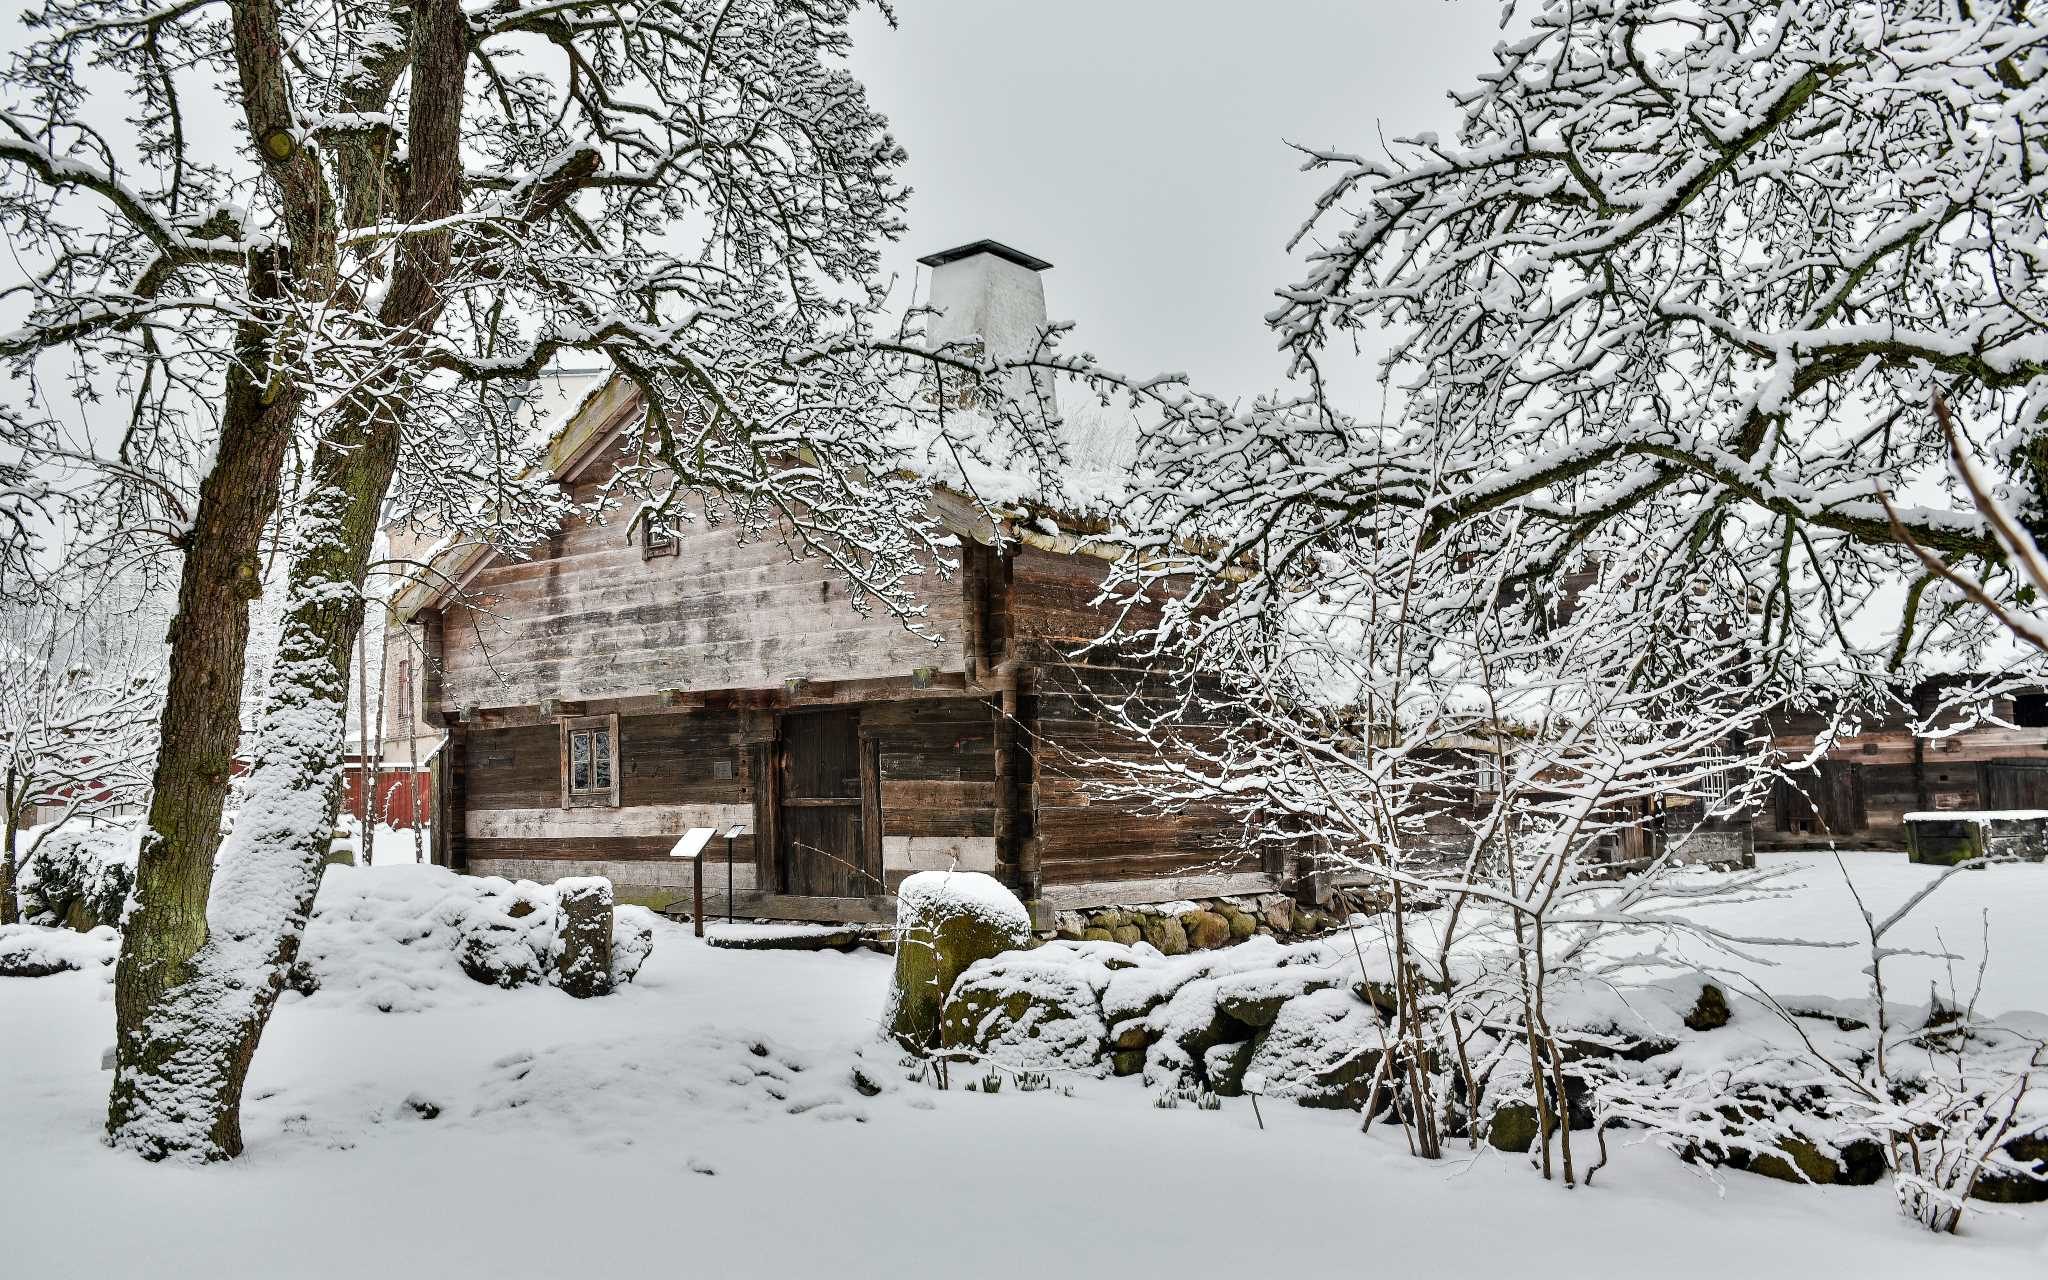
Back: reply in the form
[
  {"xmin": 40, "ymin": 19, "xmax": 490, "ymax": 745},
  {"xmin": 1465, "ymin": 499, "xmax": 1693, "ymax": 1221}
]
[{"xmin": 560, "ymin": 714, "xmax": 619, "ymax": 807}]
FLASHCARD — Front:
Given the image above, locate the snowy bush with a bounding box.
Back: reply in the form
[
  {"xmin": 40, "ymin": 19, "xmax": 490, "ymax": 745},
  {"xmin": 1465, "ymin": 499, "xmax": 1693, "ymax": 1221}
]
[
  {"xmin": 17, "ymin": 824, "xmax": 138, "ymax": 930},
  {"xmin": 0, "ymin": 922, "xmax": 119, "ymax": 978},
  {"xmin": 291, "ymin": 865, "xmax": 653, "ymax": 1011}
]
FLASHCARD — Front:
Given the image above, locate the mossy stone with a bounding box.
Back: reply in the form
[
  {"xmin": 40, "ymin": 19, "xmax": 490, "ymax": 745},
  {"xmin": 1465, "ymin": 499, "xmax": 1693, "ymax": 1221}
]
[
  {"xmin": 884, "ymin": 874, "xmax": 1032, "ymax": 1050},
  {"xmin": 1141, "ymin": 913, "xmax": 1189, "ymax": 955},
  {"xmin": 1111, "ymin": 924, "xmax": 1142, "ymax": 946},
  {"xmin": 1110, "ymin": 1021, "xmax": 1151, "ymax": 1051},
  {"xmin": 1748, "ymin": 1137, "xmax": 1847, "ymax": 1185},
  {"xmin": 1183, "ymin": 909, "xmax": 1231, "ymax": 950},
  {"xmin": 1684, "ymin": 982, "xmax": 1731, "ymax": 1032},
  {"xmin": 1207, "ymin": 1040, "xmax": 1257, "ymax": 1095},
  {"xmin": 1488, "ymin": 1102, "xmax": 1541, "ymax": 1153}
]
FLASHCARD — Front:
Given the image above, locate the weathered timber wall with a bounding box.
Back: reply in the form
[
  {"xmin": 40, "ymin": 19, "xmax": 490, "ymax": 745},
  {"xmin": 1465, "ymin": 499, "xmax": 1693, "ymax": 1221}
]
[
  {"xmin": 457, "ymin": 699, "xmax": 1004, "ymax": 908},
  {"xmin": 862, "ymin": 697, "xmax": 1001, "ymax": 890},
  {"xmin": 1006, "ymin": 545, "xmax": 1269, "ymax": 893},
  {"xmin": 463, "ymin": 709, "xmax": 758, "ymax": 869},
  {"xmin": 438, "ymin": 478, "xmax": 965, "ymax": 712}
]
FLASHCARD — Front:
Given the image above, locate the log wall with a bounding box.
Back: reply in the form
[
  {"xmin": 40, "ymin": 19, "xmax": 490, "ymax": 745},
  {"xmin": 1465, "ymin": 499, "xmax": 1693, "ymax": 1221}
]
[
  {"xmin": 1006, "ymin": 544, "xmax": 1270, "ymax": 897},
  {"xmin": 437, "ymin": 473, "xmax": 965, "ymax": 713}
]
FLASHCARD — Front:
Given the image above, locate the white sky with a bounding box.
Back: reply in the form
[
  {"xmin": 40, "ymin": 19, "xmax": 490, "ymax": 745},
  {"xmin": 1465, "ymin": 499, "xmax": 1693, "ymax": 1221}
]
[{"xmin": 850, "ymin": 0, "xmax": 1506, "ymax": 404}]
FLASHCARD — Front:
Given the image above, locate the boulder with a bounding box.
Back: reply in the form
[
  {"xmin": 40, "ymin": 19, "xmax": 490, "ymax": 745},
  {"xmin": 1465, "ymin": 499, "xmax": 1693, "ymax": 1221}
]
[
  {"xmin": 1109, "ymin": 1020, "xmax": 1152, "ymax": 1051},
  {"xmin": 1487, "ymin": 1102, "xmax": 1541, "ymax": 1153},
  {"xmin": 18, "ymin": 827, "xmax": 134, "ymax": 932},
  {"xmin": 1145, "ymin": 979, "xmax": 1246, "ymax": 1081},
  {"xmin": 1182, "ymin": 909, "xmax": 1232, "ymax": 951},
  {"xmin": 1141, "ymin": 913, "xmax": 1189, "ymax": 956},
  {"xmin": 1244, "ymin": 987, "xmax": 1383, "ymax": 1110},
  {"xmin": 1746, "ymin": 1136, "xmax": 1885, "ymax": 1187},
  {"xmin": 0, "ymin": 923, "xmax": 119, "ymax": 978},
  {"xmin": 1205, "ymin": 1040, "xmax": 1257, "ymax": 1096},
  {"xmin": 1216, "ymin": 969, "xmax": 1338, "ymax": 1030},
  {"xmin": 1224, "ymin": 906, "xmax": 1258, "ymax": 940},
  {"xmin": 1111, "ymin": 924, "xmax": 1143, "ymax": 946},
  {"xmin": 1261, "ymin": 897, "xmax": 1295, "ymax": 933},
  {"xmin": 1974, "ymin": 1130, "xmax": 2048, "ymax": 1204},
  {"xmin": 939, "ymin": 953, "xmax": 1108, "ymax": 1074},
  {"xmin": 609, "ymin": 904, "xmax": 656, "ymax": 987},
  {"xmin": 1081, "ymin": 927, "xmax": 1114, "ymax": 943},
  {"xmin": 1684, "ymin": 982, "xmax": 1731, "ymax": 1032},
  {"xmin": 553, "ymin": 877, "xmax": 615, "ymax": 999},
  {"xmin": 883, "ymin": 870, "xmax": 1032, "ymax": 1050}
]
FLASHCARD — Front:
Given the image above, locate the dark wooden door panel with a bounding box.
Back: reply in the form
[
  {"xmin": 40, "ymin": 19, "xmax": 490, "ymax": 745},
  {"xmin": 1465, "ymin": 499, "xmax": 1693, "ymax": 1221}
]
[
  {"xmin": 1986, "ymin": 763, "xmax": 2048, "ymax": 811},
  {"xmin": 778, "ymin": 709, "xmax": 877, "ymax": 896}
]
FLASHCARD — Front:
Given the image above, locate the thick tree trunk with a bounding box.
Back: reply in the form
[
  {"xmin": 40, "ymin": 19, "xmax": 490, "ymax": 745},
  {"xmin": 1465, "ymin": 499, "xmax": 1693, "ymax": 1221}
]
[
  {"xmin": 108, "ymin": 249, "xmax": 300, "ymax": 1155},
  {"xmin": 105, "ymin": 424, "xmax": 402, "ymax": 1160},
  {"xmin": 105, "ymin": 0, "xmax": 466, "ymax": 1161}
]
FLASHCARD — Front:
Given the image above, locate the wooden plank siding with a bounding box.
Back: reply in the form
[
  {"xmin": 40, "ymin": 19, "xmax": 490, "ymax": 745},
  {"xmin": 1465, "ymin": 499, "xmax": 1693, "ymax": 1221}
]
[
  {"xmin": 1005, "ymin": 544, "xmax": 1270, "ymax": 894},
  {"xmin": 1765, "ymin": 688, "xmax": 2048, "ymax": 846},
  {"xmin": 436, "ymin": 467, "xmax": 967, "ymax": 714},
  {"xmin": 463, "ymin": 710, "xmax": 759, "ymax": 869}
]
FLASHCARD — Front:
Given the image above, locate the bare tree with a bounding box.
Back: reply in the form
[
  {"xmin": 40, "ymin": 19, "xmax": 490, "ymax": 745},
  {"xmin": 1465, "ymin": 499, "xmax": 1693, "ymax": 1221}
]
[
  {"xmin": 1265, "ymin": 0, "xmax": 2048, "ymax": 682},
  {"xmin": 0, "ymin": 591, "xmax": 161, "ymax": 925}
]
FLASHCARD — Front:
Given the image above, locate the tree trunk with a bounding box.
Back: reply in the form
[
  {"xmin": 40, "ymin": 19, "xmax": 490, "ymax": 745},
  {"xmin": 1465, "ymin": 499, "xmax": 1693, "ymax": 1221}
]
[
  {"xmin": 108, "ymin": 248, "xmax": 300, "ymax": 1155},
  {"xmin": 105, "ymin": 0, "xmax": 466, "ymax": 1160},
  {"xmin": 2, "ymin": 767, "xmax": 19, "ymax": 927}
]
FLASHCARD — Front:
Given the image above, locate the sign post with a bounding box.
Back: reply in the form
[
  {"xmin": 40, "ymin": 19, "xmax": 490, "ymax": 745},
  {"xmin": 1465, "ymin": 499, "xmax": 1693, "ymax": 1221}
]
[
  {"xmin": 669, "ymin": 827, "xmax": 718, "ymax": 938},
  {"xmin": 724, "ymin": 823, "xmax": 746, "ymax": 924}
]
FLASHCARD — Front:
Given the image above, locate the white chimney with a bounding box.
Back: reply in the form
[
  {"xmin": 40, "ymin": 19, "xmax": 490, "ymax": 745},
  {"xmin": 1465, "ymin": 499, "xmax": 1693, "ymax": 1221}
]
[{"xmin": 918, "ymin": 240, "xmax": 1055, "ymax": 406}]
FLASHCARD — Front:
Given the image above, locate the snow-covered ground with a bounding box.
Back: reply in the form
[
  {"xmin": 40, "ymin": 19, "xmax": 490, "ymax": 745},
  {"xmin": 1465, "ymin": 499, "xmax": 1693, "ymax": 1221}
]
[{"xmin": 3, "ymin": 851, "xmax": 2046, "ymax": 1278}]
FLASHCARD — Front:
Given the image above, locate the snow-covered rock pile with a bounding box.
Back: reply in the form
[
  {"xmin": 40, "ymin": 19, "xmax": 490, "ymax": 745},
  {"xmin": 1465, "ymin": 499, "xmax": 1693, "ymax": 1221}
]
[
  {"xmin": 17, "ymin": 824, "xmax": 139, "ymax": 930},
  {"xmin": 290, "ymin": 865, "xmax": 654, "ymax": 1011},
  {"xmin": 940, "ymin": 933, "xmax": 2048, "ymax": 1202},
  {"xmin": 0, "ymin": 923, "xmax": 120, "ymax": 978},
  {"xmin": 942, "ymin": 933, "xmax": 1380, "ymax": 1102}
]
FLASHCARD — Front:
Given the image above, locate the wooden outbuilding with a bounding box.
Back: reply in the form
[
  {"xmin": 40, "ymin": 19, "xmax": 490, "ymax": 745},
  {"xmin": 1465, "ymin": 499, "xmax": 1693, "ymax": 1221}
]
[
  {"xmin": 383, "ymin": 244, "xmax": 1272, "ymax": 923},
  {"xmin": 1763, "ymin": 679, "xmax": 2048, "ymax": 848}
]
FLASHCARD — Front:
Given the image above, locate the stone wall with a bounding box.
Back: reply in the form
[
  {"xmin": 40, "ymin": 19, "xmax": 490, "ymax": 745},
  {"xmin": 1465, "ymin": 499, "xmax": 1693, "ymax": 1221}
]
[{"xmin": 1050, "ymin": 893, "xmax": 1348, "ymax": 955}]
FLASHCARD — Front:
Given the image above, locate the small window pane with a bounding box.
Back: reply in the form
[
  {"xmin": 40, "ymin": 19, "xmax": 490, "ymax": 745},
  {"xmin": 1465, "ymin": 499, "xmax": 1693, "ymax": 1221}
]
[
  {"xmin": 593, "ymin": 730, "xmax": 611, "ymax": 789},
  {"xmin": 571, "ymin": 731, "xmax": 591, "ymax": 791}
]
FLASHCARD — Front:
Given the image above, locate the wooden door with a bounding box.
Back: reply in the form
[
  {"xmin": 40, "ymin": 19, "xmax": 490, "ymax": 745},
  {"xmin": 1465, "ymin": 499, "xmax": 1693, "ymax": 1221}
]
[
  {"xmin": 1985, "ymin": 762, "xmax": 2048, "ymax": 811},
  {"xmin": 778, "ymin": 709, "xmax": 878, "ymax": 896}
]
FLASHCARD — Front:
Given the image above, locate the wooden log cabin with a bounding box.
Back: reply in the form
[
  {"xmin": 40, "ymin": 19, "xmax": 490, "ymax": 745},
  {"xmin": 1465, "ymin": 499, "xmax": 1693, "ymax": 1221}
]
[
  {"xmin": 1764, "ymin": 679, "xmax": 2048, "ymax": 848},
  {"xmin": 384, "ymin": 243, "xmax": 1268, "ymax": 923}
]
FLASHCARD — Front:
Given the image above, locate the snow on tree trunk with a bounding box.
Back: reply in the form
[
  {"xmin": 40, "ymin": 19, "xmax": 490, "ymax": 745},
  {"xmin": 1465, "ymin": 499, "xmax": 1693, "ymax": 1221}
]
[
  {"xmin": 106, "ymin": 0, "xmax": 465, "ymax": 1159},
  {"xmin": 109, "ymin": 251, "xmax": 301, "ymax": 1153},
  {"xmin": 553, "ymin": 878, "xmax": 615, "ymax": 1000},
  {"xmin": 107, "ymin": 466, "xmax": 397, "ymax": 1158},
  {"xmin": 883, "ymin": 870, "xmax": 1031, "ymax": 1051}
]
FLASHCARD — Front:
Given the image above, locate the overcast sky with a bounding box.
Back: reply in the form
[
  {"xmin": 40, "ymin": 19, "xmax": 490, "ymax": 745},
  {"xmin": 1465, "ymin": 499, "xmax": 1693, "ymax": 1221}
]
[{"xmin": 849, "ymin": 0, "xmax": 1505, "ymax": 404}]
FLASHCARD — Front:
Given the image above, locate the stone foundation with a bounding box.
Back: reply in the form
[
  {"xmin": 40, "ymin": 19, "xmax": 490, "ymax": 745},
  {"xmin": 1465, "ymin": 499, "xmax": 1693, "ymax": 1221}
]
[{"xmin": 1049, "ymin": 893, "xmax": 1351, "ymax": 954}]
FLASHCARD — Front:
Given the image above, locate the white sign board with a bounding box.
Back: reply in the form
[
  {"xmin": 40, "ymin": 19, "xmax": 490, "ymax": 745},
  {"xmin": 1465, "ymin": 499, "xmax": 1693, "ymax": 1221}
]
[{"xmin": 669, "ymin": 827, "xmax": 717, "ymax": 860}]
